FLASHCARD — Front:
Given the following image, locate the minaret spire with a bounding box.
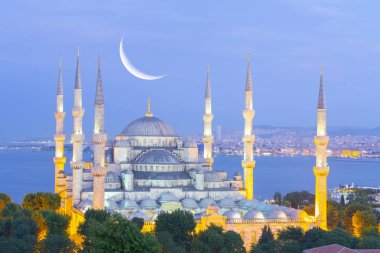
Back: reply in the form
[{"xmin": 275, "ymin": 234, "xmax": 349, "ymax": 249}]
[
  {"xmin": 95, "ymin": 57, "xmax": 104, "ymax": 105},
  {"xmin": 203, "ymin": 65, "xmax": 214, "ymax": 170},
  {"xmin": 318, "ymin": 66, "xmax": 326, "ymax": 110},
  {"xmin": 71, "ymin": 49, "xmax": 85, "ymax": 206},
  {"xmin": 54, "ymin": 60, "xmax": 67, "ymax": 196},
  {"xmin": 242, "ymin": 53, "xmax": 256, "ymax": 200},
  {"xmin": 313, "ymin": 66, "xmax": 329, "ymax": 230},
  {"xmin": 92, "ymin": 56, "xmax": 107, "ymax": 210},
  {"xmin": 145, "ymin": 97, "xmax": 153, "ymax": 117},
  {"xmin": 75, "ymin": 48, "xmax": 82, "ymax": 90}
]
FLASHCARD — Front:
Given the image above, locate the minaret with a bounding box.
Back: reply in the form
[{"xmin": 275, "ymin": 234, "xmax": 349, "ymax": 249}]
[
  {"xmin": 313, "ymin": 66, "xmax": 329, "ymax": 230},
  {"xmin": 53, "ymin": 60, "xmax": 66, "ymax": 195},
  {"xmin": 71, "ymin": 49, "xmax": 85, "ymax": 206},
  {"xmin": 92, "ymin": 57, "xmax": 107, "ymax": 210},
  {"xmin": 242, "ymin": 54, "xmax": 256, "ymax": 200},
  {"xmin": 202, "ymin": 66, "xmax": 214, "ymax": 170}
]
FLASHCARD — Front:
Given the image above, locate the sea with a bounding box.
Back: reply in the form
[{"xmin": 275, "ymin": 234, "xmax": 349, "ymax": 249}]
[{"xmin": 0, "ymin": 149, "xmax": 379, "ymax": 203}]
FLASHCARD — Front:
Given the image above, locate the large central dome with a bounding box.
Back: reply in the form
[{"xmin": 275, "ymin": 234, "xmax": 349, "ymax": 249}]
[{"xmin": 121, "ymin": 116, "xmax": 176, "ymax": 136}]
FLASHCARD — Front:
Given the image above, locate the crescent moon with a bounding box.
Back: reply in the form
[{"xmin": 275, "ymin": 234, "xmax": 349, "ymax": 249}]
[{"xmin": 119, "ymin": 37, "xmax": 166, "ymax": 80}]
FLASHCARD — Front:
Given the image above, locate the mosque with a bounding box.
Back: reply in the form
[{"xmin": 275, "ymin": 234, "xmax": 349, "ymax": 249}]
[{"xmin": 53, "ymin": 51, "xmax": 329, "ymax": 250}]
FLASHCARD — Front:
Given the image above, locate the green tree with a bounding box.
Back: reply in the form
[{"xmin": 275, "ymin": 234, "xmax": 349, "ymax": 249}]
[
  {"xmin": 274, "ymin": 239, "xmax": 302, "ymax": 253},
  {"xmin": 359, "ymin": 235, "xmax": 380, "ymax": 249},
  {"xmin": 192, "ymin": 225, "xmax": 245, "ymax": 253},
  {"xmin": 301, "ymin": 227, "xmax": 327, "ymax": 249},
  {"xmin": 273, "ymin": 192, "xmax": 282, "ymax": 205},
  {"xmin": 328, "ymin": 200, "xmax": 343, "ymax": 230},
  {"xmin": 0, "ymin": 193, "xmax": 11, "ymax": 212},
  {"xmin": 352, "ymin": 210, "xmax": 377, "ymax": 237},
  {"xmin": 21, "ymin": 193, "xmax": 61, "ymax": 212},
  {"xmin": 340, "ymin": 195, "xmax": 346, "ymax": 206},
  {"xmin": 251, "ymin": 225, "xmax": 275, "ymax": 253},
  {"xmin": 155, "ymin": 209, "xmax": 195, "ymax": 250},
  {"xmin": 284, "ymin": 191, "xmax": 314, "ymax": 209},
  {"xmin": 131, "ymin": 217, "xmax": 145, "ymax": 230},
  {"xmin": 342, "ymin": 202, "xmax": 370, "ymax": 231},
  {"xmin": 0, "ymin": 203, "xmax": 38, "ymax": 253},
  {"xmin": 277, "ymin": 226, "xmax": 304, "ymax": 241},
  {"xmin": 79, "ymin": 213, "xmax": 160, "ymax": 253}
]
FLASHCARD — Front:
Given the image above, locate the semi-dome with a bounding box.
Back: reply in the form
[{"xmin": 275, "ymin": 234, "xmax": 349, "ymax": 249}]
[
  {"xmin": 223, "ymin": 210, "xmax": 241, "ymax": 220},
  {"xmin": 121, "ymin": 116, "xmax": 176, "ymax": 136},
  {"xmin": 158, "ymin": 192, "xmax": 178, "ymax": 203},
  {"xmin": 105, "ymin": 199, "xmax": 118, "ymax": 209},
  {"xmin": 140, "ymin": 198, "xmax": 159, "ymax": 209},
  {"xmin": 267, "ymin": 209, "xmax": 287, "ymax": 219},
  {"xmin": 181, "ymin": 198, "xmax": 199, "ymax": 209},
  {"xmin": 199, "ymin": 198, "xmax": 217, "ymax": 208},
  {"xmin": 218, "ymin": 198, "xmax": 237, "ymax": 209},
  {"xmin": 119, "ymin": 199, "xmax": 139, "ymax": 209},
  {"xmin": 78, "ymin": 199, "xmax": 93, "ymax": 212},
  {"xmin": 105, "ymin": 171, "xmax": 120, "ymax": 184},
  {"xmin": 136, "ymin": 150, "xmax": 180, "ymax": 164},
  {"xmin": 244, "ymin": 210, "xmax": 265, "ymax": 219}
]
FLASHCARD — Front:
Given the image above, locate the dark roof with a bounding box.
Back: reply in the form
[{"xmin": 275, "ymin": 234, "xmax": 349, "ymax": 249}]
[{"xmin": 303, "ymin": 244, "xmax": 380, "ymax": 253}]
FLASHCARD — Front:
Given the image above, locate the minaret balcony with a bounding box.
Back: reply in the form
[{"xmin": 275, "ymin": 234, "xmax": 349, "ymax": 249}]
[
  {"xmin": 53, "ymin": 157, "xmax": 66, "ymax": 165},
  {"xmin": 313, "ymin": 166, "xmax": 330, "ymax": 176},
  {"xmin": 92, "ymin": 133, "xmax": 107, "ymax": 145},
  {"xmin": 54, "ymin": 134, "xmax": 66, "ymax": 142},
  {"xmin": 242, "ymin": 160, "xmax": 255, "ymax": 169},
  {"xmin": 203, "ymin": 113, "xmax": 214, "ymax": 122},
  {"xmin": 203, "ymin": 136, "xmax": 214, "ymax": 143},
  {"xmin": 92, "ymin": 167, "xmax": 107, "ymax": 178},
  {"xmin": 72, "ymin": 108, "xmax": 84, "ymax": 117},
  {"xmin": 70, "ymin": 161, "xmax": 85, "ymax": 170},
  {"xmin": 242, "ymin": 135, "xmax": 255, "ymax": 144},
  {"xmin": 314, "ymin": 136, "xmax": 329, "ymax": 146},
  {"xmin": 71, "ymin": 134, "xmax": 85, "ymax": 142},
  {"xmin": 243, "ymin": 109, "xmax": 255, "ymax": 119},
  {"xmin": 54, "ymin": 112, "xmax": 66, "ymax": 120}
]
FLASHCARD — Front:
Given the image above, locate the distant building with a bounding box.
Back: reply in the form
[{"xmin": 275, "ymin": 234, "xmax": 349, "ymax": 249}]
[
  {"xmin": 216, "ymin": 125, "xmax": 222, "ymax": 143},
  {"xmin": 53, "ymin": 52, "xmax": 327, "ymax": 250}
]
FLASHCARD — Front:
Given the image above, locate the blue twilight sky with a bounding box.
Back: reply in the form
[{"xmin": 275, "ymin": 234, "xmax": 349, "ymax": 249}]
[{"xmin": 0, "ymin": 0, "xmax": 380, "ymax": 141}]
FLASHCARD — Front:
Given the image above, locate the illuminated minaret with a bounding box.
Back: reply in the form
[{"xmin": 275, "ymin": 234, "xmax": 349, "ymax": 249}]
[
  {"xmin": 71, "ymin": 50, "xmax": 85, "ymax": 206},
  {"xmin": 242, "ymin": 54, "xmax": 255, "ymax": 200},
  {"xmin": 92, "ymin": 57, "xmax": 107, "ymax": 210},
  {"xmin": 202, "ymin": 66, "xmax": 214, "ymax": 170},
  {"xmin": 313, "ymin": 66, "xmax": 329, "ymax": 230},
  {"xmin": 53, "ymin": 60, "xmax": 66, "ymax": 195}
]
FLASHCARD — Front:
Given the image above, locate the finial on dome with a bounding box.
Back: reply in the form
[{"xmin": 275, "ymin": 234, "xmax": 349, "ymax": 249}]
[{"xmin": 145, "ymin": 97, "xmax": 153, "ymax": 117}]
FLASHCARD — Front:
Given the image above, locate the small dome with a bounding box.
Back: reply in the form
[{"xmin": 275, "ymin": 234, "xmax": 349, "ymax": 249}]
[
  {"xmin": 78, "ymin": 199, "xmax": 93, "ymax": 211},
  {"xmin": 129, "ymin": 210, "xmax": 147, "ymax": 220},
  {"xmin": 234, "ymin": 172, "xmax": 242, "ymax": 177},
  {"xmin": 223, "ymin": 210, "xmax": 241, "ymax": 220},
  {"xmin": 244, "ymin": 210, "xmax": 265, "ymax": 219},
  {"xmin": 287, "ymin": 209, "xmax": 309, "ymax": 219},
  {"xmin": 158, "ymin": 192, "xmax": 178, "ymax": 203},
  {"xmin": 121, "ymin": 116, "xmax": 176, "ymax": 136},
  {"xmin": 218, "ymin": 198, "xmax": 237, "ymax": 209},
  {"xmin": 181, "ymin": 198, "xmax": 199, "ymax": 209},
  {"xmin": 119, "ymin": 199, "xmax": 139, "ymax": 209},
  {"xmin": 105, "ymin": 171, "xmax": 120, "ymax": 184},
  {"xmin": 105, "ymin": 199, "xmax": 118, "ymax": 209},
  {"xmin": 136, "ymin": 150, "xmax": 180, "ymax": 164},
  {"xmin": 140, "ymin": 198, "xmax": 159, "ymax": 209},
  {"xmin": 267, "ymin": 209, "xmax": 287, "ymax": 219},
  {"xmin": 199, "ymin": 198, "xmax": 217, "ymax": 208},
  {"xmin": 238, "ymin": 199, "xmax": 260, "ymax": 209}
]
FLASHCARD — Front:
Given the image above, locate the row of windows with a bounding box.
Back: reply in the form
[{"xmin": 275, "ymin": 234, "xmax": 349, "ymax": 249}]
[
  {"xmin": 136, "ymin": 180, "xmax": 191, "ymax": 187},
  {"xmin": 133, "ymin": 165, "xmax": 185, "ymax": 172}
]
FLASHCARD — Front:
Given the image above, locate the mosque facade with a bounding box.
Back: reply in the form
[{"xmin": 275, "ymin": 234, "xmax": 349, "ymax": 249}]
[{"xmin": 53, "ymin": 52, "xmax": 328, "ymax": 250}]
